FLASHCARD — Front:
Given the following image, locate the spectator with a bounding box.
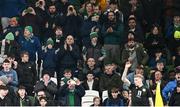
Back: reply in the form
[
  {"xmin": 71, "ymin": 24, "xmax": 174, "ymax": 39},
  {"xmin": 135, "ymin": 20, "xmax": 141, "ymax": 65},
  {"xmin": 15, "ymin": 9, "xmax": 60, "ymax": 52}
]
[
  {"xmin": 101, "ymin": 11, "xmax": 124, "ymax": 65},
  {"xmin": 16, "ymin": 51, "xmax": 37, "ymax": 96},
  {"xmin": 165, "ymin": 12, "xmax": 180, "ymax": 56},
  {"xmin": 0, "ymin": 85, "xmax": 13, "ymax": 106},
  {"xmin": 169, "ymin": 80, "xmax": 180, "ymax": 106},
  {"xmin": 0, "ymin": 32, "xmax": 20, "ymax": 60},
  {"xmin": 149, "ymin": 70, "xmax": 167, "ymax": 105},
  {"xmin": 18, "ymin": 26, "xmax": 42, "ymax": 63},
  {"xmin": 42, "ymin": 38, "xmax": 57, "ymax": 77},
  {"xmin": 82, "ymin": 58, "xmax": 102, "ymax": 79},
  {"xmin": 39, "ymin": 96, "xmax": 49, "ymax": 107},
  {"xmin": 99, "ymin": 63, "xmax": 123, "ymax": 93},
  {"xmin": 121, "ymin": 35, "xmax": 149, "ymax": 71},
  {"xmin": 0, "ymin": 59, "xmax": 18, "ymax": 90},
  {"xmin": 60, "ymin": 69, "xmax": 78, "ymax": 87},
  {"xmin": 6, "ymin": 54, "xmax": 18, "ymax": 70},
  {"xmin": 91, "ymin": 96, "xmax": 101, "ymax": 107},
  {"xmin": 15, "ymin": 85, "xmax": 35, "ymax": 106},
  {"xmin": 80, "ymin": 2, "xmax": 94, "ymax": 20},
  {"xmin": 56, "ymin": 35, "xmax": 80, "ymax": 80},
  {"xmin": 82, "ymin": 71, "xmax": 99, "ymax": 91},
  {"xmin": 122, "ymin": 89, "xmax": 130, "ymax": 106},
  {"xmin": 148, "ymin": 49, "xmax": 166, "ymax": 68},
  {"xmin": 162, "ymin": 66, "xmax": 180, "ymax": 103},
  {"xmin": 144, "ymin": 24, "xmax": 166, "ymax": 57},
  {"xmin": 103, "ymin": 87, "xmax": 124, "ymax": 106},
  {"xmin": 0, "ymin": 75, "xmax": 17, "ymax": 105},
  {"xmin": 52, "ymin": 26, "xmax": 65, "ymax": 50},
  {"xmin": 58, "ymin": 79, "xmax": 85, "ymax": 106},
  {"xmin": 34, "ymin": 72, "xmax": 57, "ymax": 100},
  {"xmin": 82, "ymin": 32, "xmax": 106, "ymax": 67}
]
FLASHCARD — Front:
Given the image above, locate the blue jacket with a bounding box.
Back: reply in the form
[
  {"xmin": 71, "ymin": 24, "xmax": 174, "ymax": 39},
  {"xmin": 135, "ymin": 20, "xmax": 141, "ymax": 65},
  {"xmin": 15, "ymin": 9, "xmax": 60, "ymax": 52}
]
[
  {"xmin": 162, "ymin": 80, "xmax": 177, "ymax": 101},
  {"xmin": 42, "ymin": 48, "xmax": 57, "ymax": 71},
  {"xmin": 103, "ymin": 97, "xmax": 124, "ymax": 106},
  {"xmin": 18, "ymin": 35, "xmax": 42, "ymax": 62},
  {"xmin": 0, "ymin": 69, "xmax": 18, "ymax": 87}
]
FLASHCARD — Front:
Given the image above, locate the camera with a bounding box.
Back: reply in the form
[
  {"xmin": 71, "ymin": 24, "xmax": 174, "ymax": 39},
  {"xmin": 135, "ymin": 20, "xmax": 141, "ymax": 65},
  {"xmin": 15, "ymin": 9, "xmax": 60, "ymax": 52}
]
[
  {"xmin": 39, "ymin": 1, "xmax": 43, "ymax": 5},
  {"xmin": 68, "ymin": 6, "xmax": 74, "ymax": 11},
  {"xmin": 25, "ymin": 8, "xmax": 33, "ymax": 13}
]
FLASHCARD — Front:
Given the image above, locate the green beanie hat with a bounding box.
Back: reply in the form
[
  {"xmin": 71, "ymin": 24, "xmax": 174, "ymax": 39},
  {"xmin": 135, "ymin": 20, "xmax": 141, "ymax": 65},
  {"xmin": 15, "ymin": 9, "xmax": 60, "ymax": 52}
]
[
  {"xmin": 25, "ymin": 26, "xmax": 33, "ymax": 33},
  {"xmin": 90, "ymin": 32, "xmax": 98, "ymax": 39},
  {"xmin": 174, "ymin": 31, "xmax": 180, "ymax": 39},
  {"xmin": 5, "ymin": 32, "xmax": 14, "ymax": 41},
  {"xmin": 46, "ymin": 38, "xmax": 54, "ymax": 46}
]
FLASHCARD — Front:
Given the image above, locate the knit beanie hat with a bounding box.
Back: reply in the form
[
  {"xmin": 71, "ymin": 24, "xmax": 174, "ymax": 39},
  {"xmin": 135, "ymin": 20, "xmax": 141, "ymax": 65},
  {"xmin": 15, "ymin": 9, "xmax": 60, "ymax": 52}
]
[
  {"xmin": 174, "ymin": 31, "xmax": 180, "ymax": 39},
  {"xmin": 25, "ymin": 26, "xmax": 33, "ymax": 33},
  {"xmin": 5, "ymin": 32, "xmax": 14, "ymax": 41},
  {"xmin": 90, "ymin": 32, "xmax": 98, "ymax": 39},
  {"xmin": 46, "ymin": 38, "xmax": 54, "ymax": 46},
  {"xmin": 0, "ymin": 76, "xmax": 8, "ymax": 85}
]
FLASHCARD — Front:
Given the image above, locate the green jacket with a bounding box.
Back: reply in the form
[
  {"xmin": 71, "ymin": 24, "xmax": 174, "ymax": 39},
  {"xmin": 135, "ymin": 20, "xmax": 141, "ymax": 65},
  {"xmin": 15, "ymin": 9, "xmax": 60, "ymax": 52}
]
[
  {"xmin": 122, "ymin": 42, "xmax": 149, "ymax": 65},
  {"xmin": 102, "ymin": 21, "xmax": 124, "ymax": 45}
]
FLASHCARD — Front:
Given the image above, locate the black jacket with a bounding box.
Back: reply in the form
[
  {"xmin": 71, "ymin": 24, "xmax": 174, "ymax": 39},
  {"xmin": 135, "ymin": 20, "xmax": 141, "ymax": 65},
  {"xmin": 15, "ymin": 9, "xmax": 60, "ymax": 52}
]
[
  {"xmin": 57, "ymin": 44, "xmax": 81, "ymax": 67},
  {"xmin": 34, "ymin": 80, "xmax": 57, "ymax": 100},
  {"xmin": 16, "ymin": 61, "xmax": 37, "ymax": 88},
  {"xmin": 0, "ymin": 95, "xmax": 13, "ymax": 106},
  {"xmin": 169, "ymin": 89, "xmax": 180, "ymax": 106}
]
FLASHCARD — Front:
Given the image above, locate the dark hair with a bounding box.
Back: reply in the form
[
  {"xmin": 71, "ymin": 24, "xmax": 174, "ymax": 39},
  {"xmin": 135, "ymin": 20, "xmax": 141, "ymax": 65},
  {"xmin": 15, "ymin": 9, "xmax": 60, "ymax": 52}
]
[
  {"xmin": 111, "ymin": 87, "xmax": 119, "ymax": 93},
  {"xmin": 110, "ymin": 0, "xmax": 117, "ymax": 5},
  {"xmin": 39, "ymin": 96, "xmax": 47, "ymax": 102},
  {"xmin": 20, "ymin": 51, "xmax": 29, "ymax": 58},
  {"xmin": 3, "ymin": 59, "xmax": 10, "ymax": 63},
  {"xmin": 64, "ymin": 69, "xmax": 72, "ymax": 74}
]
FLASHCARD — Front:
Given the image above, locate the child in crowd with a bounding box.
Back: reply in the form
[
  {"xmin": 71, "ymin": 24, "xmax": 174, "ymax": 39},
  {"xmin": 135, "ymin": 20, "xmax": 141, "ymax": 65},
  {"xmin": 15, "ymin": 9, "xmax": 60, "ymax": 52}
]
[
  {"xmin": 60, "ymin": 69, "xmax": 78, "ymax": 86},
  {"xmin": 91, "ymin": 96, "xmax": 101, "ymax": 107},
  {"xmin": 42, "ymin": 38, "xmax": 57, "ymax": 77}
]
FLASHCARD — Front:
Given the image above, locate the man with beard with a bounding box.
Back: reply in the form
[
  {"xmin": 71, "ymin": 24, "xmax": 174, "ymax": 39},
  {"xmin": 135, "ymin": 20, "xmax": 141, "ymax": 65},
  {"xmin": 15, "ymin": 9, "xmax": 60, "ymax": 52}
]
[
  {"xmin": 101, "ymin": 11, "xmax": 124, "ymax": 65},
  {"xmin": 122, "ymin": 32, "xmax": 149, "ymax": 72}
]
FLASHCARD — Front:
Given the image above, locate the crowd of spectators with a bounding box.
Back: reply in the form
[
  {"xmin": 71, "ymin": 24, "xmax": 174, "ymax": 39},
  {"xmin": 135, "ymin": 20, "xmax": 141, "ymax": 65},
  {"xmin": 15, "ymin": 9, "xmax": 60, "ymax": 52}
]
[{"xmin": 0, "ymin": 0, "xmax": 179, "ymax": 106}]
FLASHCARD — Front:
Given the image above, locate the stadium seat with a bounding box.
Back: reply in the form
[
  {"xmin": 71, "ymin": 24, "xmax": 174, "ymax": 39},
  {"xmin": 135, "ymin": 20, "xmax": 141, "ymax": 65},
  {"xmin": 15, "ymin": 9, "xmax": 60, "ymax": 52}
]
[
  {"xmin": 81, "ymin": 96, "xmax": 94, "ymax": 107},
  {"xmin": 102, "ymin": 90, "xmax": 108, "ymax": 101},
  {"xmin": 85, "ymin": 90, "xmax": 99, "ymax": 97}
]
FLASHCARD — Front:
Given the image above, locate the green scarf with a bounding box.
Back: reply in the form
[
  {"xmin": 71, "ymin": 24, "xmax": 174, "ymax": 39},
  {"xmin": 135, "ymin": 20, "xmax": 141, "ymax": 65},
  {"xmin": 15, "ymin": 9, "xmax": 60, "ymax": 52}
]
[{"xmin": 68, "ymin": 91, "xmax": 75, "ymax": 106}]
